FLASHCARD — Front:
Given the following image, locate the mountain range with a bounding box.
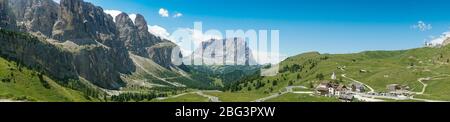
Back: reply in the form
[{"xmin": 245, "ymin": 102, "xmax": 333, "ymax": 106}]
[{"xmin": 3, "ymin": 0, "xmax": 450, "ymax": 102}]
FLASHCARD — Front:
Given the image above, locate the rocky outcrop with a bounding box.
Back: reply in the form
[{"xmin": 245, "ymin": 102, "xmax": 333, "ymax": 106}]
[
  {"xmin": 113, "ymin": 12, "xmax": 176, "ymax": 68},
  {"xmin": 190, "ymin": 38, "xmax": 257, "ymax": 66},
  {"xmin": 9, "ymin": 0, "xmax": 58, "ymax": 37},
  {"xmin": 115, "ymin": 13, "xmax": 148, "ymax": 56},
  {"xmin": 52, "ymin": 0, "xmax": 116, "ymax": 45},
  {"xmin": 135, "ymin": 14, "xmax": 160, "ymax": 47},
  {"xmin": 1, "ymin": 0, "xmax": 185, "ymax": 89},
  {"xmin": 0, "ymin": 0, "xmax": 16, "ymax": 30},
  {"xmin": 53, "ymin": 0, "xmax": 134, "ymax": 72},
  {"xmin": 147, "ymin": 41, "xmax": 178, "ymax": 68},
  {"xmin": 0, "ymin": 29, "xmax": 129, "ymax": 89},
  {"xmin": 1, "ymin": 0, "xmax": 136, "ymax": 89},
  {"xmin": 0, "ymin": 30, "xmax": 78, "ymax": 83}
]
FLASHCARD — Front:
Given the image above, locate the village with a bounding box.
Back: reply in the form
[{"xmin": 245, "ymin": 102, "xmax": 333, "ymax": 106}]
[{"xmin": 313, "ymin": 72, "xmax": 413, "ymax": 102}]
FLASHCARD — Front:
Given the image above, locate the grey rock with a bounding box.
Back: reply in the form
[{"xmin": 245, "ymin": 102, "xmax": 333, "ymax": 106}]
[
  {"xmin": 9, "ymin": 0, "xmax": 58, "ymax": 37},
  {"xmin": 0, "ymin": 0, "xmax": 16, "ymax": 30}
]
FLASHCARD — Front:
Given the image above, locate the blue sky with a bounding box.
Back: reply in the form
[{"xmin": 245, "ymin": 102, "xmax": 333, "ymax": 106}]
[{"xmin": 80, "ymin": 0, "xmax": 450, "ymax": 57}]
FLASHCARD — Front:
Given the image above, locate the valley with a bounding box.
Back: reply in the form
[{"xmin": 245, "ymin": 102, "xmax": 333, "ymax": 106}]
[{"xmin": 1, "ymin": 0, "xmax": 450, "ymax": 102}]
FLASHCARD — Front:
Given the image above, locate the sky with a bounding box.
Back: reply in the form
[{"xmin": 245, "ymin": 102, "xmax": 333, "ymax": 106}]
[{"xmin": 55, "ymin": 0, "xmax": 450, "ymax": 58}]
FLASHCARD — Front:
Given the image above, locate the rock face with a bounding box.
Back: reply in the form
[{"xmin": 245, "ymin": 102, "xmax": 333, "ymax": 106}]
[
  {"xmin": 115, "ymin": 13, "xmax": 147, "ymax": 56},
  {"xmin": 51, "ymin": 0, "xmax": 135, "ymax": 89},
  {"xmin": 0, "ymin": 30, "xmax": 78, "ymax": 83},
  {"xmin": 113, "ymin": 12, "xmax": 176, "ymax": 68},
  {"xmin": 1, "ymin": 0, "xmax": 137, "ymax": 89},
  {"xmin": 147, "ymin": 41, "xmax": 178, "ymax": 68},
  {"xmin": 52, "ymin": 0, "xmax": 117, "ymax": 44},
  {"xmin": 135, "ymin": 14, "xmax": 160, "ymax": 47},
  {"xmin": 0, "ymin": 0, "xmax": 16, "ymax": 30},
  {"xmin": 9, "ymin": 0, "xmax": 58, "ymax": 37},
  {"xmin": 0, "ymin": 0, "xmax": 184, "ymax": 89},
  {"xmin": 190, "ymin": 38, "xmax": 257, "ymax": 66}
]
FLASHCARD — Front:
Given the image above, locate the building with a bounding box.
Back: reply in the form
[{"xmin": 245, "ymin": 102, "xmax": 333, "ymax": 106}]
[
  {"xmin": 315, "ymin": 81, "xmax": 348, "ymax": 97},
  {"xmin": 315, "ymin": 82, "xmax": 331, "ymax": 96},
  {"xmin": 386, "ymin": 84, "xmax": 410, "ymax": 92},
  {"xmin": 350, "ymin": 83, "xmax": 365, "ymax": 93}
]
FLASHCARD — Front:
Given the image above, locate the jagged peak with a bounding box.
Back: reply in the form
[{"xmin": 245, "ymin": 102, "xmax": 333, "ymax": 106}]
[
  {"xmin": 104, "ymin": 9, "xmax": 124, "ymax": 23},
  {"xmin": 134, "ymin": 14, "xmax": 148, "ymax": 31}
]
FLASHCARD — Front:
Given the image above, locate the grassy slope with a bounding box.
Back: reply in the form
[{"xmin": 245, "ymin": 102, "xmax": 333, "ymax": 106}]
[
  {"xmin": 234, "ymin": 45, "xmax": 450, "ymax": 101},
  {"xmin": 0, "ymin": 57, "xmax": 90, "ymax": 102}
]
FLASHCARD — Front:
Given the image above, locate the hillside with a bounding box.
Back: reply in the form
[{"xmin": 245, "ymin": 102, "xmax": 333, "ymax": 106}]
[
  {"xmin": 0, "ymin": 57, "xmax": 94, "ymax": 102},
  {"xmin": 230, "ymin": 46, "xmax": 450, "ymax": 101}
]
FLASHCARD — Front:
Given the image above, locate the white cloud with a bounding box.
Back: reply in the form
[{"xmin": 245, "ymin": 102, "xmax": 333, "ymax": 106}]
[
  {"xmin": 412, "ymin": 21, "xmax": 432, "ymax": 31},
  {"xmin": 104, "ymin": 10, "xmax": 123, "ymax": 22},
  {"xmin": 159, "ymin": 8, "xmax": 169, "ymax": 17},
  {"xmin": 168, "ymin": 28, "xmax": 223, "ymax": 56},
  {"xmin": 173, "ymin": 12, "xmax": 183, "ymax": 18},
  {"xmin": 252, "ymin": 51, "xmax": 287, "ymax": 65},
  {"xmin": 129, "ymin": 14, "xmax": 137, "ymax": 24},
  {"xmin": 53, "ymin": 0, "xmax": 60, "ymax": 4},
  {"xmin": 428, "ymin": 31, "xmax": 450, "ymax": 46},
  {"xmin": 148, "ymin": 25, "xmax": 171, "ymax": 40}
]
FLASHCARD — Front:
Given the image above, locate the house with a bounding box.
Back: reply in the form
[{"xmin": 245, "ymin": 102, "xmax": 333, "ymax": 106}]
[
  {"xmin": 387, "ymin": 84, "xmax": 400, "ymax": 92},
  {"xmin": 386, "ymin": 84, "xmax": 410, "ymax": 93},
  {"xmin": 350, "ymin": 83, "xmax": 365, "ymax": 93},
  {"xmin": 315, "ymin": 82, "xmax": 331, "ymax": 95},
  {"xmin": 335, "ymin": 85, "xmax": 348, "ymax": 96},
  {"xmin": 315, "ymin": 81, "xmax": 346, "ymax": 96}
]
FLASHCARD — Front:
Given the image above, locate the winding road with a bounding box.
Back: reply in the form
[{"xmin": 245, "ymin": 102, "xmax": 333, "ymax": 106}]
[{"xmin": 415, "ymin": 77, "xmax": 430, "ymax": 95}]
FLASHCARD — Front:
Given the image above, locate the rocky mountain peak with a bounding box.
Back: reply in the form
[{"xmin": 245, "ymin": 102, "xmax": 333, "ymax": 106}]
[
  {"xmin": 190, "ymin": 38, "xmax": 257, "ymax": 66},
  {"xmin": 134, "ymin": 14, "xmax": 148, "ymax": 32},
  {"xmin": 52, "ymin": 0, "xmax": 118, "ymax": 45},
  {"xmin": 9, "ymin": 0, "xmax": 58, "ymax": 37}
]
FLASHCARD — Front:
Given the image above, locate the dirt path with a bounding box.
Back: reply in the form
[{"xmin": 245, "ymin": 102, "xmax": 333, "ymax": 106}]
[{"xmin": 416, "ymin": 77, "xmax": 430, "ymax": 95}]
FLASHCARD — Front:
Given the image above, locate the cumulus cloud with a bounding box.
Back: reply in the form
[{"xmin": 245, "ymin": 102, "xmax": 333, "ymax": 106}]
[
  {"xmin": 159, "ymin": 8, "xmax": 169, "ymax": 17},
  {"xmin": 104, "ymin": 10, "xmax": 123, "ymax": 22},
  {"xmin": 427, "ymin": 31, "xmax": 450, "ymax": 46},
  {"xmin": 173, "ymin": 12, "xmax": 183, "ymax": 18},
  {"xmin": 148, "ymin": 25, "xmax": 171, "ymax": 40},
  {"xmin": 129, "ymin": 14, "xmax": 137, "ymax": 24},
  {"xmin": 412, "ymin": 21, "xmax": 432, "ymax": 31}
]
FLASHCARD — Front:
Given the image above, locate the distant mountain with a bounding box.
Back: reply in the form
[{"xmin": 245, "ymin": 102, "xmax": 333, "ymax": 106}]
[{"xmin": 187, "ymin": 38, "xmax": 258, "ymax": 66}]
